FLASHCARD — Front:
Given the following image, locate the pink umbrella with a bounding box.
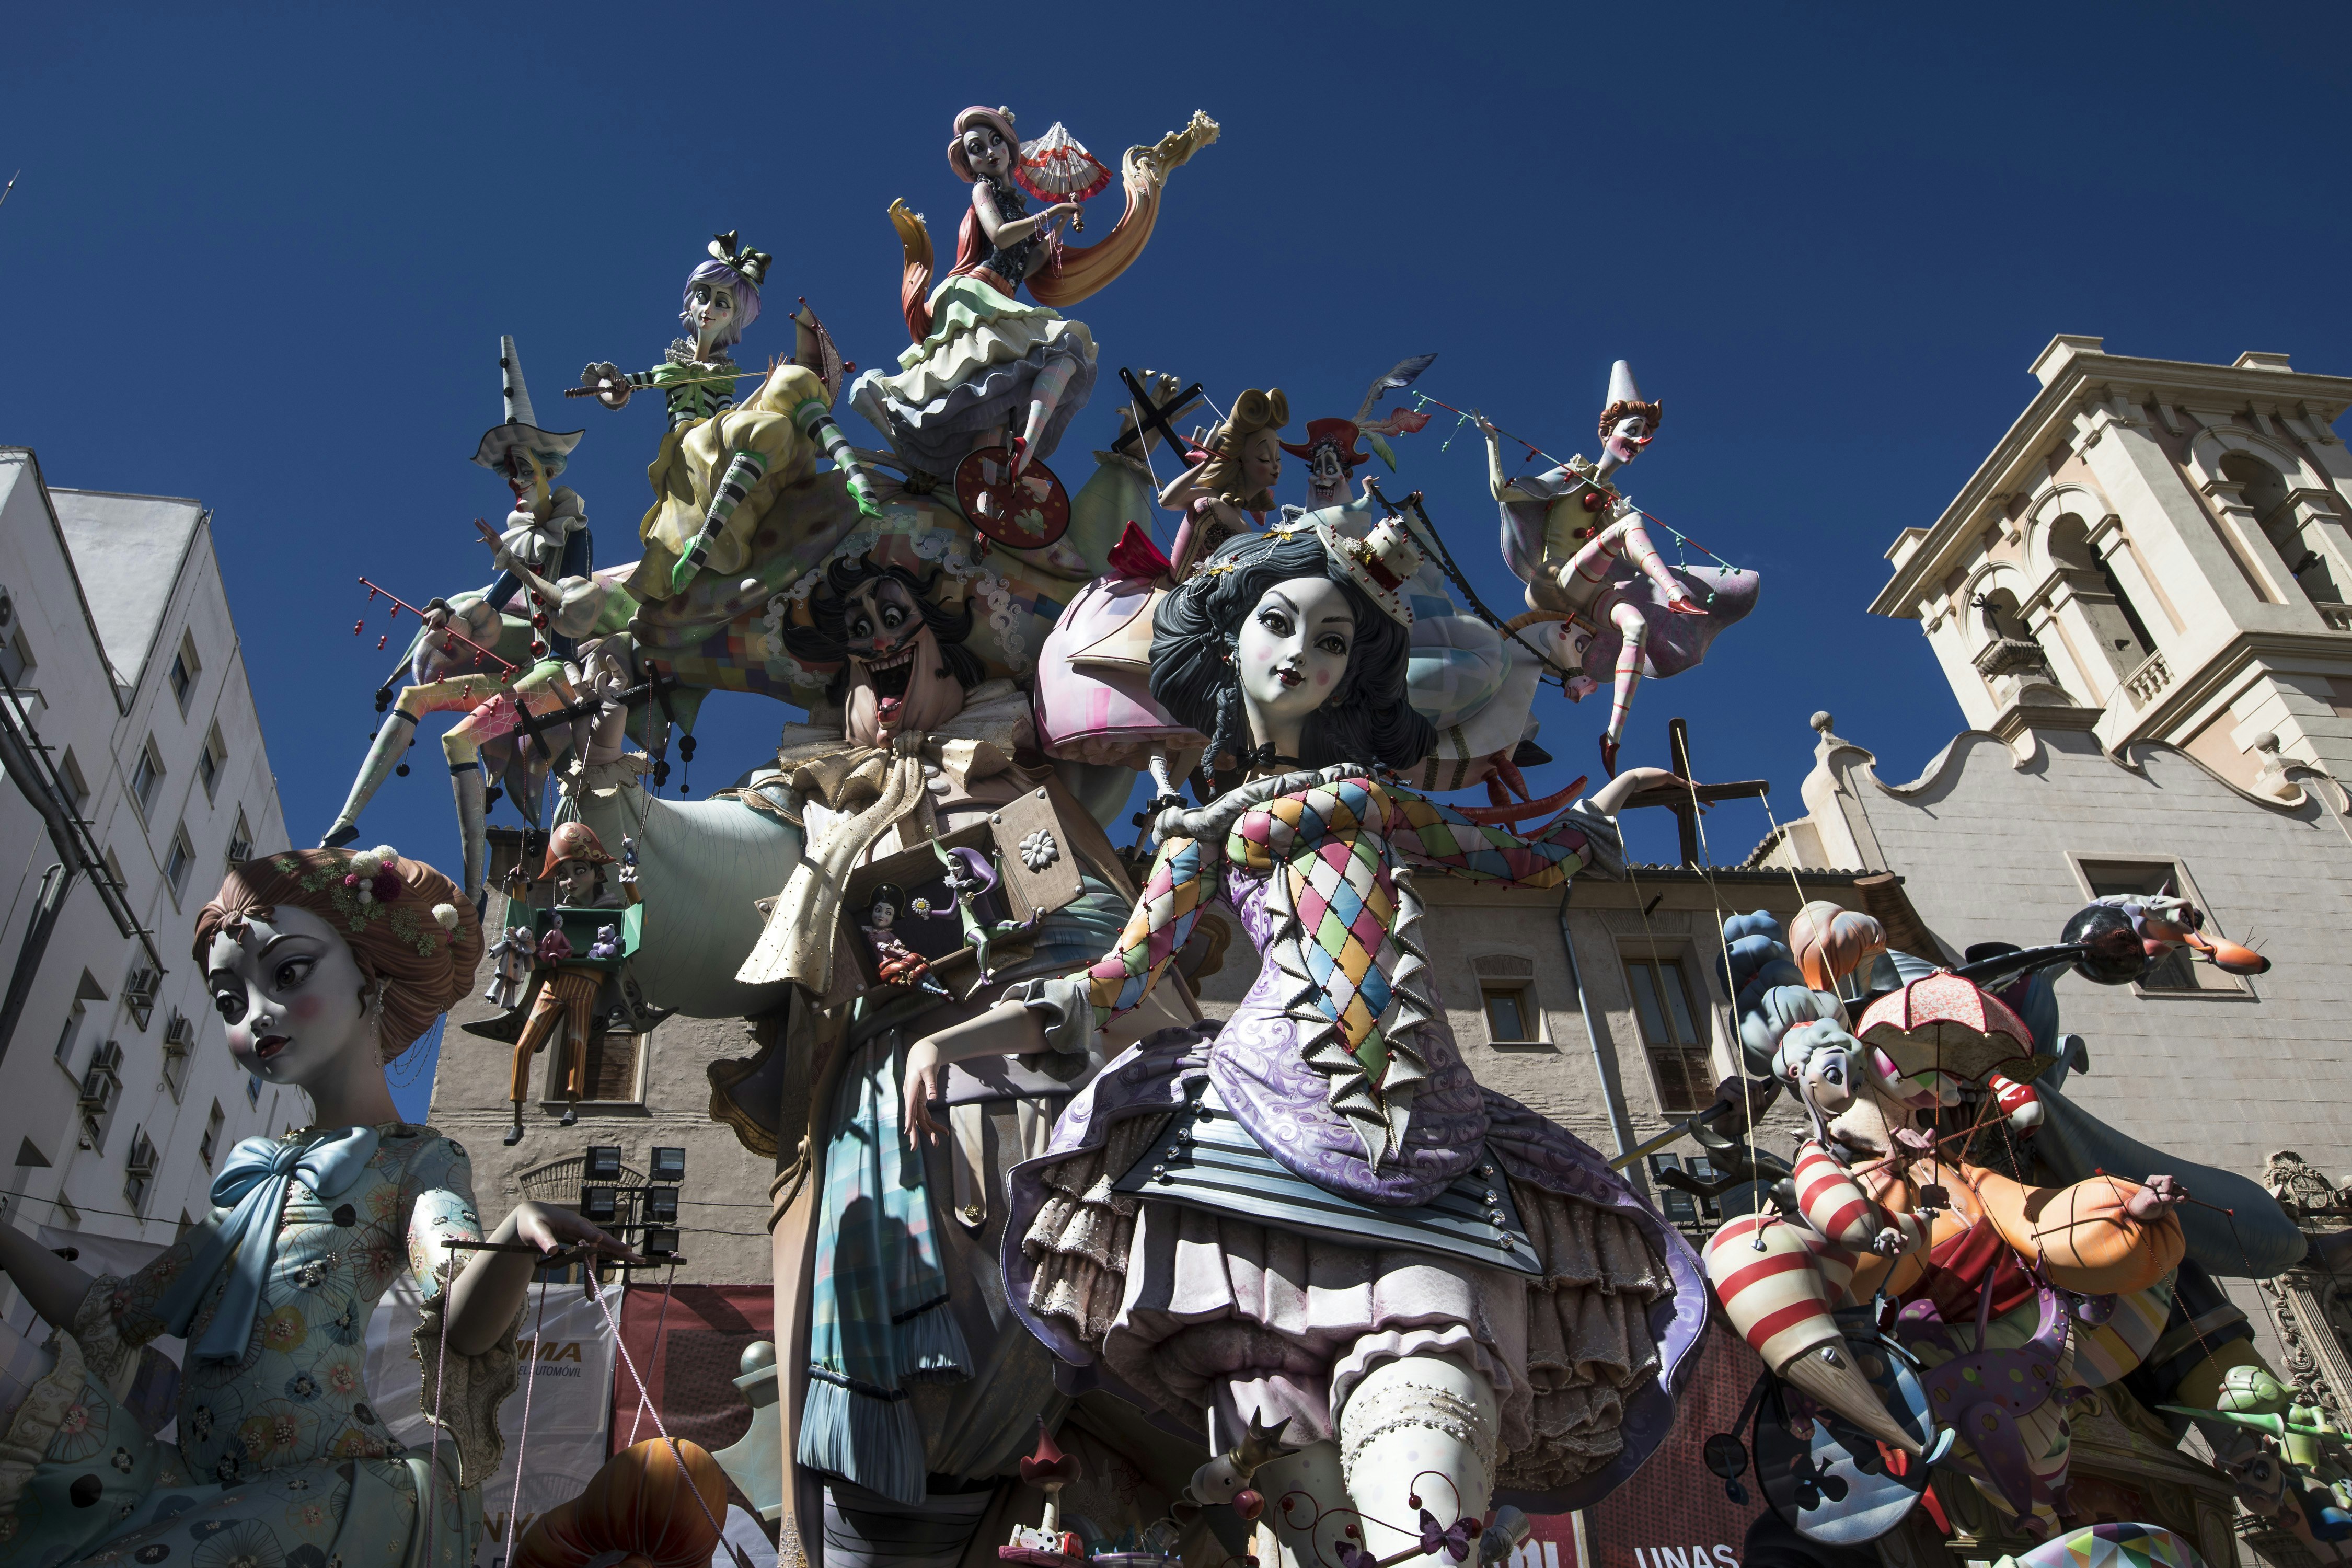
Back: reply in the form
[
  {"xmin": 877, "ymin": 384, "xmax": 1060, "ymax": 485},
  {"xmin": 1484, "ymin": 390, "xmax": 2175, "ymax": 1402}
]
[{"xmin": 1855, "ymin": 971, "xmax": 2038, "ymax": 1087}]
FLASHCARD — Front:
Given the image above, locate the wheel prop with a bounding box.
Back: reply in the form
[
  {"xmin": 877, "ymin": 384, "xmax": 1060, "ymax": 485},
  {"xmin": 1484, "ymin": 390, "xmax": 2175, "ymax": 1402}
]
[
  {"xmin": 956, "ymin": 444, "xmax": 1071, "ymax": 549},
  {"xmin": 1753, "ymin": 1325, "xmax": 1941, "ymax": 1545}
]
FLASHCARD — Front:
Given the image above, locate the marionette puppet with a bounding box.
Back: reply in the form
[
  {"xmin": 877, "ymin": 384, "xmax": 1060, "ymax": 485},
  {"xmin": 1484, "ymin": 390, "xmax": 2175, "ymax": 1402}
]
[
  {"xmin": 321, "ymin": 338, "xmax": 610, "ymax": 851},
  {"xmin": 501, "ymin": 821, "xmax": 640, "ymax": 1144},
  {"xmin": 1156, "ymin": 387, "xmax": 1289, "ymax": 580},
  {"xmin": 0, "ymin": 847, "xmax": 637, "ymax": 1568},
  {"xmin": 896, "ymin": 520, "xmax": 1712, "ymax": 1568},
  {"xmin": 1482, "ymin": 361, "xmax": 1756, "ymax": 775},
  {"xmin": 673, "ymin": 519, "xmax": 1214, "ymax": 1550},
  {"xmin": 579, "ymin": 232, "xmax": 881, "ymax": 601},
  {"xmin": 1692, "ymin": 900, "xmax": 2290, "ymax": 1543},
  {"xmin": 1285, "ymin": 356, "xmax": 1437, "ymax": 514},
  {"xmin": 854, "ymin": 105, "xmax": 1218, "ymax": 522}
]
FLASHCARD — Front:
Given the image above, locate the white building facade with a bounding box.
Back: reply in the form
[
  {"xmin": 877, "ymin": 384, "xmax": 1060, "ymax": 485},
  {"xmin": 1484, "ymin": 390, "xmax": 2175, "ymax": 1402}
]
[{"xmin": 0, "ymin": 448, "xmax": 296, "ymax": 1304}]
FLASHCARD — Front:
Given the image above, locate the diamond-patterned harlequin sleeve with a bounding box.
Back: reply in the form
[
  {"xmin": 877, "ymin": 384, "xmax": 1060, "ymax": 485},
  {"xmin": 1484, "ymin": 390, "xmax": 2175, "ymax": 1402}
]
[
  {"xmin": 1385, "ymin": 788, "xmax": 1604, "ymax": 888},
  {"xmin": 1077, "ymin": 833, "xmax": 1220, "ymax": 1032}
]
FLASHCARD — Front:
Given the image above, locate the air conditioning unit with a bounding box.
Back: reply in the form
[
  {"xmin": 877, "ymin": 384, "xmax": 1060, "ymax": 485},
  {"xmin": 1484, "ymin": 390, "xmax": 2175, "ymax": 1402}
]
[
  {"xmin": 123, "ymin": 969, "xmax": 159, "ymax": 1031},
  {"xmin": 162, "ymin": 1013, "xmax": 194, "ymax": 1056},
  {"xmin": 78, "ymin": 1042, "xmax": 122, "ymax": 1109},
  {"xmin": 125, "ymin": 1133, "xmax": 157, "ymax": 1178}
]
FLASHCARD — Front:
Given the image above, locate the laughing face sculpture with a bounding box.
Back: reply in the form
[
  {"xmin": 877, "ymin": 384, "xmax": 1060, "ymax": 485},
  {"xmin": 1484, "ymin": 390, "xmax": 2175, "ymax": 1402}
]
[{"xmin": 781, "ymin": 556, "xmax": 986, "ymax": 745}]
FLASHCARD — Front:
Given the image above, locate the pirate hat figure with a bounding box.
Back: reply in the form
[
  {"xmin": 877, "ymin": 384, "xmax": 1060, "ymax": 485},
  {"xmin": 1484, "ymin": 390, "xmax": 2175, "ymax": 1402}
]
[
  {"xmin": 1278, "ymin": 417, "xmax": 1375, "ymax": 470},
  {"xmin": 1312, "ymin": 514, "xmax": 1422, "ymax": 627},
  {"xmin": 537, "ymin": 820, "xmax": 618, "ymax": 880},
  {"xmin": 472, "ymin": 335, "xmax": 586, "ymax": 480}
]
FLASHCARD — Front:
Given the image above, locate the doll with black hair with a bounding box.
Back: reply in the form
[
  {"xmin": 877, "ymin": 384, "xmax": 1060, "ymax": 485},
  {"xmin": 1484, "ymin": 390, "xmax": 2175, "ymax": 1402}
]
[{"xmin": 897, "ymin": 520, "xmax": 1712, "ymax": 1562}]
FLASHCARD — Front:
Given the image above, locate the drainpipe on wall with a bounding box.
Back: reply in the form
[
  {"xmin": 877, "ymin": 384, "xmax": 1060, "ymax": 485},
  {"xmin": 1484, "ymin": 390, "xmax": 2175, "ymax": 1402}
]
[{"xmin": 1556, "ymin": 881, "xmax": 1645, "ymax": 1199}]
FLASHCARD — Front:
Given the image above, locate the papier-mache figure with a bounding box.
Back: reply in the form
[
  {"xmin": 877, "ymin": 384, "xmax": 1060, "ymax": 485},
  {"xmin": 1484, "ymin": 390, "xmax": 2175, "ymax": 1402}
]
[
  {"xmin": 859, "ymin": 882, "xmax": 944, "ymax": 994},
  {"xmin": 1482, "ymin": 361, "xmax": 1756, "ymax": 775},
  {"xmin": 321, "ymin": 337, "xmax": 609, "ymax": 851},
  {"xmin": 1157, "ymin": 387, "xmax": 1288, "ymax": 580},
  {"xmin": 1284, "ymin": 355, "xmax": 1437, "ymax": 513},
  {"xmin": 483, "ymin": 921, "xmax": 535, "ymax": 1009},
  {"xmin": 501, "ymin": 820, "xmax": 641, "ymax": 1144},
  {"xmin": 900, "ymin": 520, "xmax": 1711, "ymax": 1568},
  {"xmin": 581, "ymin": 232, "xmax": 881, "ymax": 599},
  {"xmin": 855, "ymin": 106, "xmax": 1218, "ymax": 508},
  {"xmin": 0, "ymin": 847, "xmax": 636, "ymax": 1568},
  {"xmin": 1693, "ymin": 901, "xmax": 2276, "ymax": 1543}
]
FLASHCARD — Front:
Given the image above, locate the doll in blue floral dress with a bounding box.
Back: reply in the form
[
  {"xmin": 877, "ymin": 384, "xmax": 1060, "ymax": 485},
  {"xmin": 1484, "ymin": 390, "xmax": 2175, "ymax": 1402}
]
[{"xmin": 0, "ymin": 848, "xmax": 630, "ymax": 1568}]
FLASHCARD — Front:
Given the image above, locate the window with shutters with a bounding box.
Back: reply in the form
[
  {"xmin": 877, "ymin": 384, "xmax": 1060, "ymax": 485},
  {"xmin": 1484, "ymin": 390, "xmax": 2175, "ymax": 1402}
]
[{"xmin": 1623, "ymin": 953, "xmax": 1715, "ymax": 1114}]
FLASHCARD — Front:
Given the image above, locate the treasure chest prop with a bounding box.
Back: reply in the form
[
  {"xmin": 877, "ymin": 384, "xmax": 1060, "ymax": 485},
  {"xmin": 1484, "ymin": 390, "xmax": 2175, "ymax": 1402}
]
[
  {"xmin": 463, "ymin": 900, "xmax": 672, "ymax": 1049},
  {"xmin": 840, "ymin": 790, "xmax": 1085, "ymax": 997}
]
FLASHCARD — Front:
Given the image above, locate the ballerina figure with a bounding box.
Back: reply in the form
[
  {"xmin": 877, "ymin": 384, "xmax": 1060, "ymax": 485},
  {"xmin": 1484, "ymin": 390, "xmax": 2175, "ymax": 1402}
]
[
  {"xmin": 1481, "ymin": 360, "xmax": 1754, "ymax": 775},
  {"xmin": 853, "ymin": 106, "xmax": 1218, "ymax": 506},
  {"xmin": 896, "ymin": 518, "xmax": 1710, "ymax": 1568}
]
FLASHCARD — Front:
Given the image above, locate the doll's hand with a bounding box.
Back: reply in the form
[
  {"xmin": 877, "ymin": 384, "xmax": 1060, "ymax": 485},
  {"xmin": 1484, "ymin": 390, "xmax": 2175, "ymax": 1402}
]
[
  {"xmin": 902, "ymin": 1037, "xmax": 947, "ymax": 1148},
  {"xmin": 504, "ymin": 1200, "xmax": 640, "ymax": 1261},
  {"xmin": 1871, "ymin": 1226, "xmax": 1909, "ymax": 1258},
  {"xmin": 2127, "ymin": 1173, "xmax": 2187, "ymax": 1219},
  {"xmin": 422, "ymin": 598, "xmax": 453, "ymax": 632},
  {"xmin": 582, "ymin": 362, "xmax": 630, "ymax": 410}
]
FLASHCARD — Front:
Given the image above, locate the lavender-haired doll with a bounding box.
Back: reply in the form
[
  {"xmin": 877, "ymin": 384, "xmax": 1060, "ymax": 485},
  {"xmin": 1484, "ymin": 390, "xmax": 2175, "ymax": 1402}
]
[{"xmin": 581, "ymin": 232, "xmax": 880, "ymax": 601}]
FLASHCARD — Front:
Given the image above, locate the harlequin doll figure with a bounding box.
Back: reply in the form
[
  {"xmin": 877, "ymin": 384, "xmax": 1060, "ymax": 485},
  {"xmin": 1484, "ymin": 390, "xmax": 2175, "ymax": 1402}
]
[
  {"xmin": 505, "ymin": 821, "xmax": 639, "ymax": 1144},
  {"xmin": 0, "ymin": 847, "xmax": 631, "ymax": 1568},
  {"xmin": 899, "ymin": 518, "xmax": 1711, "ymax": 1568},
  {"xmin": 581, "ymin": 232, "xmax": 880, "ymax": 600}
]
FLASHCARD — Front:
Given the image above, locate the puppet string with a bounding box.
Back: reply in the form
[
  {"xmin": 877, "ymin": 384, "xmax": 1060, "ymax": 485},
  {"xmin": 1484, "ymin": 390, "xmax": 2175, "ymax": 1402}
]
[{"xmin": 1409, "ymin": 393, "xmax": 1744, "ymax": 574}]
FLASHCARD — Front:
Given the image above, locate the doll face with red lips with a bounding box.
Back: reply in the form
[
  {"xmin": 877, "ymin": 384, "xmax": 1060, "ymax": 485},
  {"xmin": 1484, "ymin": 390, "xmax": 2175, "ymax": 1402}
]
[{"xmin": 205, "ymin": 904, "xmax": 373, "ymax": 1089}]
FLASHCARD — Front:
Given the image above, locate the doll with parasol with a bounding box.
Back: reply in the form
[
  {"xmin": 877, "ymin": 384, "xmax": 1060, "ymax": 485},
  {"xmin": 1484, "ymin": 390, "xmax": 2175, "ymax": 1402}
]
[
  {"xmin": 577, "ymin": 232, "xmax": 883, "ymax": 600},
  {"xmin": 853, "ymin": 106, "xmax": 1218, "ymax": 542}
]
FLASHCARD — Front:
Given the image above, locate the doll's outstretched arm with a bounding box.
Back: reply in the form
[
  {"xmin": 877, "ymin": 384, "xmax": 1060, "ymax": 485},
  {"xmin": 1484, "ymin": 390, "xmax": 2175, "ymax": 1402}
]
[
  {"xmin": 901, "ymin": 834, "xmax": 1220, "ymax": 1144},
  {"xmin": 1390, "ymin": 766, "xmax": 1674, "ymax": 886}
]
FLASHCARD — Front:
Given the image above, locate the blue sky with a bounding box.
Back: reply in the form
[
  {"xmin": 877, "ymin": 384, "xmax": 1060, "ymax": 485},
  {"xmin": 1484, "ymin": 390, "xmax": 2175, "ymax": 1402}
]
[{"xmin": 4, "ymin": 2, "xmax": 2348, "ymax": 887}]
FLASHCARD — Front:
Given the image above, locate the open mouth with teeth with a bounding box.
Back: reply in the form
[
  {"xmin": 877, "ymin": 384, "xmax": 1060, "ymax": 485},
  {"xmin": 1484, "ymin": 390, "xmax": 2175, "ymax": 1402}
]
[{"xmin": 860, "ymin": 641, "xmax": 920, "ymax": 725}]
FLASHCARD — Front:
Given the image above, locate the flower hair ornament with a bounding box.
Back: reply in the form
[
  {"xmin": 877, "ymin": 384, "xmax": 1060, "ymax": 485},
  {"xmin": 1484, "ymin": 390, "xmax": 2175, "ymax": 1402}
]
[{"xmin": 277, "ymin": 845, "xmax": 462, "ymax": 946}]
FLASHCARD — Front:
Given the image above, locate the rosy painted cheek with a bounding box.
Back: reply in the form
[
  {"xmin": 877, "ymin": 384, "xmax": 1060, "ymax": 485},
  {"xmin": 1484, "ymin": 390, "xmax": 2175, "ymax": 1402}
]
[
  {"xmin": 289, "ymin": 994, "xmax": 324, "ymax": 1021},
  {"xmin": 1314, "ymin": 671, "xmax": 1331, "ymax": 687}
]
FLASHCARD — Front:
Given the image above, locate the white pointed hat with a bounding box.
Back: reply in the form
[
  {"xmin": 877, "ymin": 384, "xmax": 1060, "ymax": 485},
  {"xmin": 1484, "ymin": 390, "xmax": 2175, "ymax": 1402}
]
[
  {"xmin": 1605, "ymin": 360, "xmax": 1643, "ymax": 407},
  {"xmin": 472, "ymin": 335, "xmax": 585, "ymax": 478}
]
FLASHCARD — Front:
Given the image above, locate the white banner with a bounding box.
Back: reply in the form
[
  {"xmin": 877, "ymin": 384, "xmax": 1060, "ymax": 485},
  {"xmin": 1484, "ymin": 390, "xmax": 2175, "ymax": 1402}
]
[{"xmin": 365, "ymin": 1277, "xmax": 623, "ymax": 1568}]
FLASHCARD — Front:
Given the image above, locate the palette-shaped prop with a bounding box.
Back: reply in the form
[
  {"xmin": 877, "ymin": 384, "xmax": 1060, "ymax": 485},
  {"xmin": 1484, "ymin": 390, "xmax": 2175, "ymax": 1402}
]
[
  {"xmin": 1754, "ymin": 1326, "xmax": 1940, "ymax": 1545},
  {"xmin": 956, "ymin": 445, "xmax": 1071, "ymax": 549}
]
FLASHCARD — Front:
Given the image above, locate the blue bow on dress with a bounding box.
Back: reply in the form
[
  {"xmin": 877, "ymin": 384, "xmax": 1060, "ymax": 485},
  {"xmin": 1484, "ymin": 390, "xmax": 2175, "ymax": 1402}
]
[{"xmin": 155, "ymin": 1126, "xmax": 381, "ymax": 1361}]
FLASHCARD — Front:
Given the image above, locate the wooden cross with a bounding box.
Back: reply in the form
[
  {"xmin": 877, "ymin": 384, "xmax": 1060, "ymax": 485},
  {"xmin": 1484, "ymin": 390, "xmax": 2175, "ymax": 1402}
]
[
  {"xmin": 1112, "ymin": 367, "xmax": 1206, "ymax": 457},
  {"xmin": 1615, "ymin": 717, "xmax": 1769, "ymax": 868}
]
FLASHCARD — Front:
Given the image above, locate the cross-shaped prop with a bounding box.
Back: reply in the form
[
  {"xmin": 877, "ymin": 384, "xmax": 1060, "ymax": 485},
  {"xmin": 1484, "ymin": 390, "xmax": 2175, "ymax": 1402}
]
[
  {"xmin": 1613, "ymin": 717, "xmax": 1768, "ymax": 868},
  {"xmin": 1112, "ymin": 367, "xmax": 1206, "ymax": 457}
]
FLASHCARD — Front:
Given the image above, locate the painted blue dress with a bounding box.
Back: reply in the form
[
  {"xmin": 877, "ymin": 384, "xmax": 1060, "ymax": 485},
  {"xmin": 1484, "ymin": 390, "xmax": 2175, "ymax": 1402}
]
[{"xmin": 0, "ymin": 1125, "xmax": 517, "ymax": 1568}]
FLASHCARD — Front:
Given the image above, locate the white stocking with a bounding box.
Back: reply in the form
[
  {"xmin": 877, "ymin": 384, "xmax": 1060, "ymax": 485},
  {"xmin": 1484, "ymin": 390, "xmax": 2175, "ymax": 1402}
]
[
  {"xmin": 1336, "ymin": 1354, "xmax": 1500, "ymax": 1561},
  {"xmin": 1249, "ymin": 1440, "xmax": 1352, "ymax": 1568}
]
